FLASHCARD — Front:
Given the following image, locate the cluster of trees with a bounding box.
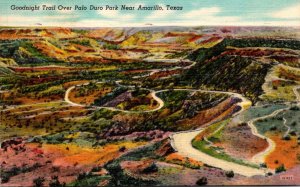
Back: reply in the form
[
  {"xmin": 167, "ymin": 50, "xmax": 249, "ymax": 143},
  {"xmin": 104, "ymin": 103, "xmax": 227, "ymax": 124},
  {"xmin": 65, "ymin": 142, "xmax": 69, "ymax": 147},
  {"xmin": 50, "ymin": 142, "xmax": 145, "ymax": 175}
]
[{"xmin": 103, "ymin": 43, "xmax": 120, "ymax": 50}]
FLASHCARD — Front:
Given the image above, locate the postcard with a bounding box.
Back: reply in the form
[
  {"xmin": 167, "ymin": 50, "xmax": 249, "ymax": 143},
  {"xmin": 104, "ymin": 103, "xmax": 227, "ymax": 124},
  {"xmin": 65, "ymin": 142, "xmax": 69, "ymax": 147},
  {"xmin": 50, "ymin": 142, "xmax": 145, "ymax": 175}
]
[{"xmin": 0, "ymin": 0, "xmax": 300, "ymax": 186}]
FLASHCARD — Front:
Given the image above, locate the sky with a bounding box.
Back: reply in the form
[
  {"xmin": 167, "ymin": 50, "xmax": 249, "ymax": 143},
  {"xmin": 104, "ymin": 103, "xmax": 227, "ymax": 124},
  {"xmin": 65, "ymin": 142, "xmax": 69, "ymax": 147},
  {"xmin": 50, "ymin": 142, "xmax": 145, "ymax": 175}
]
[{"xmin": 0, "ymin": 0, "xmax": 299, "ymax": 27}]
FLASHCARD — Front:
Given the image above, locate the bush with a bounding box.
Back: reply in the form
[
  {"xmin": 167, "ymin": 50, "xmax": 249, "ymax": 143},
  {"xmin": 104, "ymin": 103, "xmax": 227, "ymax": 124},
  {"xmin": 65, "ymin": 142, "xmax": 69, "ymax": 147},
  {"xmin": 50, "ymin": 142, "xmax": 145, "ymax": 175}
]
[
  {"xmin": 143, "ymin": 162, "xmax": 158, "ymax": 173},
  {"xmin": 275, "ymin": 164, "xmax": 286, "ymax": 173},
  {"xmin": 225, "ymin": 170, "xmax": 234, "ymax": 178},
  {"xmin": 289, "ymin": 130, "xmax": 297, "ymax": 136},
  {"xmin": 103, "ymin": 43, "xmax": 120, "ymax": 50},
  {"xmin": 49, "ymin": 176, "xmax": 65, "ymax": 187},
  {"xmin": 196, "ymin": 177, "xmax": 208, "ymax": 186},
  {"xmin": 266, "ymin": 172, "xmax": 273, "ymax": 176},
  {"xmin": 1, "ymin": 174, "xmax": 10, "ymax": 183},
  {"xmin": 260, "ymin": 163, "xmax": 267, "ymax": 168},
  {"xmin": 282, "ymin": 135, "xmax": 291, "ymax": 140},
  {"xmin": 33, "ymin": 177, "xmax": 45, "ymax": 187},
  {"xmin": 118, "ymin": 146, "xmax": 126, "ymax": 152}
]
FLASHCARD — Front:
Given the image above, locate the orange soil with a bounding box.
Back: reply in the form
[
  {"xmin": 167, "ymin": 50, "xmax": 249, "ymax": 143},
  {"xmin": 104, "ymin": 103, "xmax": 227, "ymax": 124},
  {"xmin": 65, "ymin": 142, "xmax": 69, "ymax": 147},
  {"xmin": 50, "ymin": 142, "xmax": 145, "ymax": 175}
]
[
  {"xmin": 37, "ymin": 141, "xmax": 146, "ymax": 167},
  {"xmin": 33, "ymin": 42, "xmax": 65, "ymax": 59},
  {"xmin": 121, "ymin": 159, "xmax": 157, "ymax": 174},
  {"xmin": 265, "ymin": 133, "xmax": 300, "ymax": 169},
  {"xmin": 165, "ymin": 153, "xmax": 203, "ymax": 168}
]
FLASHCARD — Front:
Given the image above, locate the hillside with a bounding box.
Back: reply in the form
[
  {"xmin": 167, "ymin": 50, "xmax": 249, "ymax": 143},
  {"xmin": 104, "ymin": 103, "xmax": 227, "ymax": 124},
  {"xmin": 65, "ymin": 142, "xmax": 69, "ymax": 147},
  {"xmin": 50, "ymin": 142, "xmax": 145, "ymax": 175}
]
[{"xmin": 182, "ymin": 38, "xmax": 300, "ymax": 102}]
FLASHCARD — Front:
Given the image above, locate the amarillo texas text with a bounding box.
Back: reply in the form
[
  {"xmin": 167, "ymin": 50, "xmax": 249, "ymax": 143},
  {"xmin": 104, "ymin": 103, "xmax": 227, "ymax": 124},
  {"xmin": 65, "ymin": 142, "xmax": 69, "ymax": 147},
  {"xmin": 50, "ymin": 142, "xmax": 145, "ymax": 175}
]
[{"xmin": 10, "ymin": 4, "xmax": 183, "ymax": 11}]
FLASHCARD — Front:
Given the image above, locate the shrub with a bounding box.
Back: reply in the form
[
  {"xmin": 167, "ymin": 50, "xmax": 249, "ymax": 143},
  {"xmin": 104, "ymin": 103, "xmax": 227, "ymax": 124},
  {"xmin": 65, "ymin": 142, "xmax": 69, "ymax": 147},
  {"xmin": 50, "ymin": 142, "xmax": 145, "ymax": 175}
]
[
  {"xmin": 119, "ymin": 146, "xmax": 126, "ymax": 152},
  {"xmin": 289, "ymin": 130, "xmax": 297, "ymax": 136},
  {"xmin": 1, "ymin": 174, "xmax": 10, "ymax": 183},
  {"xmin": 275, "ymin": 164, "xmax": 286, "ymax": 173},
  {"xmin": 260, "ymin": 163, "xmax": 267, "ymax": 168},
  {"xmin": 49, "ymin": 176, "xmax": 65, "ymax": 187},
  {"xmin": 196, "ymin": 177, "xmax": 208, "ymax": 186},
  {"xmin": 143, "ymin": 162, "xmax": 158, "ymax": 173},
  {"xmin": 266, "ymin": 172, "xmax": 273, "ymax": 176},
  {"xmin": 282, "ymin": 135, "xmax": 291, "ymax": 140},
  {"xmin": 225, "ymin": 170, "xmax": 234, "ymax": 178},
  {"xmin": 33, "ymin": 177, "xmax": 45, "ymax": 187}
]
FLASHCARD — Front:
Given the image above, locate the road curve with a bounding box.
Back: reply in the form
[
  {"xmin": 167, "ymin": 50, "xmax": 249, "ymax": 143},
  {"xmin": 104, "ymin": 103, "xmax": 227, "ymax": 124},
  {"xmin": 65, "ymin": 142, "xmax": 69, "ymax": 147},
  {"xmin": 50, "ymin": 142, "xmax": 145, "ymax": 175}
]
[
  {"xmin": 169, "ymin": 92, "xmax": 270, "ymax": 177},
  {"xmin": 172, "ymin": 130, "xmax": 266, "ymax": 177},
  {"xmin": 64, "ymin": 82, "xmax": 165, "ymax": 113}
]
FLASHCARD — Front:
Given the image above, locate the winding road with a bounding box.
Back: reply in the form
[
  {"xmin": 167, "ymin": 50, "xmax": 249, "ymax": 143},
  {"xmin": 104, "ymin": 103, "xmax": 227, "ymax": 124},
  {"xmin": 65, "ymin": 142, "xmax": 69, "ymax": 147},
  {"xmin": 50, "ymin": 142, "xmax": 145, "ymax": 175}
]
[
  {"xmin": 6, "ymin": 56, "xmax": 300, "ymax": 177},
  {"xmin": 63, "ymin": 60, "xmax": 272, "ymax": 177},
  {"xmin": 171, "ymin": 130, "xmax": 266, "ymax": 177}
]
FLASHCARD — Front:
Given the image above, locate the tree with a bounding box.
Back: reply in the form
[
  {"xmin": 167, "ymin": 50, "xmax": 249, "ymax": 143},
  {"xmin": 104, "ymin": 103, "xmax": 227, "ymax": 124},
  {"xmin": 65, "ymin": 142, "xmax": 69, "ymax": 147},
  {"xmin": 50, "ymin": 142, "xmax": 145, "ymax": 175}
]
[{"xmin": 225, "ymin": 170, "xmax": 234, "ymax": 178}]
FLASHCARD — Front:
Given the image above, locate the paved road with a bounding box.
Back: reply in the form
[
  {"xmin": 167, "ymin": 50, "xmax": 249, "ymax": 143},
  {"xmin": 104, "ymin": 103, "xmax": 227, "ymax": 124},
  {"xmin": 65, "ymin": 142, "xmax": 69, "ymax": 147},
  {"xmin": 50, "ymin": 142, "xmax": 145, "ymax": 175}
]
[
  {"xmin": 172, "ymin": 130, "xmax": 266, "ymax": 177},
  {"xmin": 169, "ymin": 91, "xmax": 271, "ymax": 177}
]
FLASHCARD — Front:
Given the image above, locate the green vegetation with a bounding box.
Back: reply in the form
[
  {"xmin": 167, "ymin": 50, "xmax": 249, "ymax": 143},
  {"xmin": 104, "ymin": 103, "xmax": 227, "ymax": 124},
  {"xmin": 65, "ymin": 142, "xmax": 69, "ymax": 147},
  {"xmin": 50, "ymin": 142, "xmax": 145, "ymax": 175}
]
[
  {"xmin": 254, "ymin": 107, "xmax": 300, "ymax": 135},
  {"xmin": 275, "ymin": 164, "xmax": 286, "ymax": 173},
  {"xmin": 103, "ymin": 43, "xmax": 120, "ymax": 50},
  {"xmin": 67, "ymin": 172, "xmax": 110, "ymax": 187},
  {"xmin": 225, "ymin": 170, "xmax": 234, "ymax": 178},
  {"xmin": 182, "ymin": 38, "xmax": 300, "ymax": 102}
]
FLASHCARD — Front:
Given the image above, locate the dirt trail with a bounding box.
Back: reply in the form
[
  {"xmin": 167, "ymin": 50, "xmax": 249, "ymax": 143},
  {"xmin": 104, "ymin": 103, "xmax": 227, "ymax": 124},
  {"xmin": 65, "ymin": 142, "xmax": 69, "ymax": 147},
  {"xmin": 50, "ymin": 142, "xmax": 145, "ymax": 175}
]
[{"xmin": 249, "ymin": 107, "xmax": 289, "ymax": 164}]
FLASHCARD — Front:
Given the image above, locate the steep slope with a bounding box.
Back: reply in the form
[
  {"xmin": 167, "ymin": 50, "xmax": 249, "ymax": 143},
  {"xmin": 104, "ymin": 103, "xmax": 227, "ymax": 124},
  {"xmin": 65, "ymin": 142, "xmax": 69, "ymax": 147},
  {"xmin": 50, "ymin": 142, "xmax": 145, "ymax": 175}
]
[{"xmin": 182, "ymin": 38, "xmax": 300, "ymax": 102}]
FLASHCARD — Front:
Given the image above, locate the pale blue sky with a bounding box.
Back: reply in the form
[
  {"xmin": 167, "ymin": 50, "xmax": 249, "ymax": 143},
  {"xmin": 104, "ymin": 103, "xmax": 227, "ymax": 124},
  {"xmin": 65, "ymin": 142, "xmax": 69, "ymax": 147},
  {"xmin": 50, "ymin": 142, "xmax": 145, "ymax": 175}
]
[{"xmin": 0, "ymin": 0, "xmax": 299, "ymax": 26}]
